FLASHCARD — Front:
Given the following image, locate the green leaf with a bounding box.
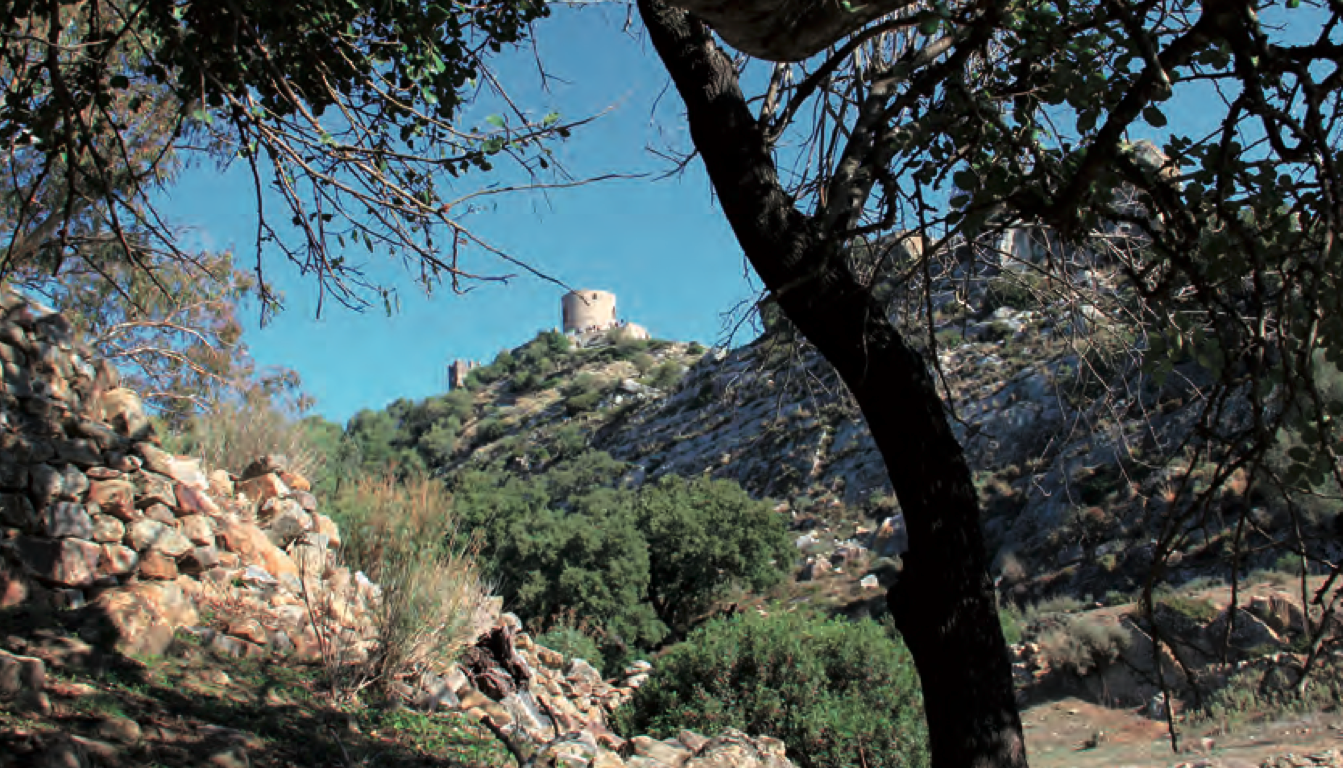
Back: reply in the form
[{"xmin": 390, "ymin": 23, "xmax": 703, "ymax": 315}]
[
  {"xmin": 486, "ymin": 114, "xmax": 505, "ymax": 128},
  {"xmin": 918, "ymin": 15, "xmax": 940, "ymax": 36},
  {"xmin": 108, "ymin": 74, "xmax": 130, "ymax": 89},
  {"xmin": 1143, "ymin": 106, "xmax": 1168, "ymax": 127}
]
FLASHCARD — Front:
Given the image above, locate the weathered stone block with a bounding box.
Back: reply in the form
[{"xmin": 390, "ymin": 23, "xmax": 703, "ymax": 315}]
[
  {"xmin": 0, "ymin": 492, "xmax": 38, "ymax": 530},
  {"xmin": 133, "ymin": 471, "xmax": 176, "ymax": 509},
  {"xmin": 84, "ymin": 581, "xmax": 199, "ymax": 658},
  {"xmin": 40, "ymin": 502, "xmax": 93, "ymax": 539},
  {"xmin": 16, "ymin": 537, "xmax": 101, "ymax": 587},
  {"xmin": 98, "ymin": 544, "xmax": 138, "ymax": 577},
  {"xmin": 179, "ymin": 515, "xmax": 215, "ymax": 546},
  {"xmin": 176, "ymin": 483, "xmax": 220, "ymax": 517},
  {"xmin": 87, "ymin": 479, "xmax": 137, "ymax": 521},
  {"xmin": 235, "ymin": 473, "xmax": 289, "ymax": 506},
  {"xmin": 91, "ymin": 515, "xmax": 125, "ymax": 543},
  {"xmin": 137, "ymin": 551, "xmax": 179, "ymax": 580},
  {"xmin": 128, "ymin": 519, "xmax": 193, "ymax": 557}
]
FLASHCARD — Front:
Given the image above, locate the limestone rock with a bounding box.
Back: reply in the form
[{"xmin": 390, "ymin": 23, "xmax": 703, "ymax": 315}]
[
  {"xmin": 16, "ymin": 536, "xmax": 101, "ymax": 587},
  {"xmin": 132, "ymin": 471, "xmax": 176, "ymax": 509},
  {"xmin": 208, "ymin": 469, "xmax": 234, "ymax": 498},
  {"xmin": 84, "ymin": 580, "xmax": 199, "ymax": 657},
  {"xmin": 312, "ymin": 513, "xmax": 341, "ymax": 549},
  {"xmin": 0, "ymin": 456, "xmax": 29, "ymax": 490},
  {"xmin": 94, "ymin": 715, "xmax": 142, "ymax": 744},
  {"xmin": 218, "ymin": 516, "xmax": 299, "ymax": 580},
  {"xmin": 176, "ymin": 483, "xmax": 221, "ymax": 517},
  {"xmin": 87, "ymin": 479, "xmax": 137, "ymax": 521},
  {"xmin": 98, "ymin": 544, "xmax": 138, "ymax": 577},
  {"xmin": 180, "ymin": 545, "xmax": 222, "ymax": 574},
  {"xmin": 100, "ymin": 388, "xmax": 151, "ymax": 440},
  {"xmin": 91, "ymin": 514, "xmax": 125, "ymax": 543},
  {"xmin": 179, "ymin": 514, "xmax": 216, "ymax": 545},
  {"xmin": 137, "ymin": 550, "xmax": 179, "ymax": 580},
  {"xmin": 235, "ymin": 473, "xmax": 289, "ymax": 506},
  {"xmin": 40, "ymin": 502, "xmax": 93, "ymax": 539},
  {"xmin": 242, "ymin": 455, "xmax": 288, "ymax": 479},
  {"xmin": 128, "ymin": 519, "xmax": 193, "ymax": 557},
  {"xmin": 0, "ymin": 648, "xmax": 47, "ymax": 712},
  {"xmin": 0, "ymin": 492, "xmax": 38, "ymax": 530}
]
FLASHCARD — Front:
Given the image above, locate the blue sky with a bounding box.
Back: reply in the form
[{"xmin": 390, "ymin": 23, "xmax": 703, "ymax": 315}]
[
  {"xmin": 164, "ymin": 5, "xmax": 758, "ymax": 425},
  {"xmin": 159, "ymin": 3, "xmax": 1331, "ymax": 425}
]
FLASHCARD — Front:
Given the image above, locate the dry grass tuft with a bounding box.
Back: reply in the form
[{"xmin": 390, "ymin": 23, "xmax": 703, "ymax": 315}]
[{"xmin": 332, "ymin": 473, "xmax": 490, "ymax": 691}]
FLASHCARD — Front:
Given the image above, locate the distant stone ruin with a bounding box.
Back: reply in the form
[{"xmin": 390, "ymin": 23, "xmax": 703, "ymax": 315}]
[
  {"xmin": 447, "ymin": 359, "xmax": 478, "ymax": 390},
  {"xmin": 562, "ymin": 289, "xmax": 649, "ymax": 348}
]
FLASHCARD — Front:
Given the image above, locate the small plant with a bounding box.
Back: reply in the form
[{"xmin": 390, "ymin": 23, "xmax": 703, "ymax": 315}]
[
  {"xmin": 999, "ymin": 606, "xmax": 1025, "ymax": 646},
  {"xmin": 170, "ymin": 390, "xmax": 323, "ymax": 479},
  {"xmin": 614, "ymin": 612, "xmax": 929, "ymax": 768},
  {"xmin": 1037, "ymin": 616, "xmax": 1132, "ymax": 675},
  {"xmin": 687, "ymin": 341, "xmax": 706, "ymax": 355},
  {"xmin": 1157, "ymin": 594, "xmax": 1220, "ymax": 624},
  {"xmin": 324, "ymin": 473, "xmax": 489, "ymax": 697},
  {"xmin": 535, "ymin": 626, "xmax": 604, "ymax": 669}
]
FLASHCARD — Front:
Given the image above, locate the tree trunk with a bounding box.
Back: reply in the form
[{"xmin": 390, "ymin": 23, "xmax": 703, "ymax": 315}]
[
  {"xmin": 663, "ymin": 0, "xmax": 919, "ymax": 61},
  {"xmin": 638, "ymin": 3, "xmax": 1028, "ymax": 767}
]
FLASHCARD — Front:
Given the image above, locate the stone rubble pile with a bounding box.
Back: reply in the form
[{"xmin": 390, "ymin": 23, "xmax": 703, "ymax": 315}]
[
  {"xmin": 0, "ymin": 295, "xmax": 379, "ymax": 676},
  {"xmin": 0, "ymin": 289, "xmax": 800, "ymax": 768}
]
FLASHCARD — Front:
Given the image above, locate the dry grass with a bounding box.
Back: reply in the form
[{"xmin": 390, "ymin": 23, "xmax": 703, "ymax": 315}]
[
  {"xmin": 173, "ymin": 391, "xmax": 324, "ymax": 480},
  {"xmin": 331, "ymin": 474, "xmax": 490, "ymax": 692}
]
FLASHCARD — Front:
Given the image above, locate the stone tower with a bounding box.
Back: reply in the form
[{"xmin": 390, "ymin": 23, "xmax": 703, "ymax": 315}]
[
  {"xmin": 447, "ymin": 359, "xmax": 477, "ymax": 390},
  {"xmin": 561, "ymin": 289, "xmax": 618, "ymax": 334}
]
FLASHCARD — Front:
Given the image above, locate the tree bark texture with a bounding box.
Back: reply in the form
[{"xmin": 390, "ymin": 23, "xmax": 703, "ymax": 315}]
[
  {"xmin": 664, "ymin": 0, "xmax": 918, "ymax": 61},
  {"xmin": 638, "ymin": 3, "xmax": 1028, "ymax": 767}
]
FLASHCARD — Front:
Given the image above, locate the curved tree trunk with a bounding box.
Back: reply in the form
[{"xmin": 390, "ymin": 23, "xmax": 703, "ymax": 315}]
[
  {"xmin": 638, "ymin": 3, "xmax": 1028, "ymax": 767},
  {"xmin": 664, "ymin": 0, "xmax": 918, "ymax": 61}
]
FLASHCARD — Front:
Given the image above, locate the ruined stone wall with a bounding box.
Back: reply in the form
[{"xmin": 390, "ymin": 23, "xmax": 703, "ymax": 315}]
[{"xmin": 0, "ymin": 287, "xmax": 374, "ymax": 664}]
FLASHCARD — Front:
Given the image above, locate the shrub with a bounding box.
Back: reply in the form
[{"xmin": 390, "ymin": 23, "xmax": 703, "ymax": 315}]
[
  {"xmin": 644, "ymin": 361, "xmax": 685, "ymax": 390},
  {"xmin": 614, "ymin": 613, "xmax": 928, "ymax": 768},
  {"xmin": 631, "ymin": 352, "xmax": 657, "ymax": 375},
  {"xmin": 535, "ymin": 626, "xmax": 604, "ymax": 669},
  {"xmin": 999, "ymin": 607, "xmax": 1024, "ymax": 646},
  {"xmin": 634, "ymin": 474, "xmax": 792, "ymax": 633},
  {"xmin": 475, "ymin": 417, "xmax": 507, "ymax": 443},
  {"xmin": 982, "ymin": 274, "xmax": 1038, "ymax": 315},
  {"xmin": 1037, "ymin": 616, "xmax": 1131, "ymax": 675},
  {"xmin": 325, "ymin": 474, "xmax": 488, "ymax": 695},
  {"xmin": 170, "ymin": 391, "xmax": 324, "ymax": 479},
  {"xmin": 1157, "ymin": 594, "xmax": 1220, "ymax": 624},
  {"xmin": 687, "ymin": 342, "xmax": 706, "ymax": 355}
]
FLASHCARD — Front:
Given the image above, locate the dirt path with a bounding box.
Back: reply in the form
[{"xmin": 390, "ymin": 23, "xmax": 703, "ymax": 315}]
[{"xmin": 1025, "ymin": 698, "xmax": 1343, "ymax": 768}]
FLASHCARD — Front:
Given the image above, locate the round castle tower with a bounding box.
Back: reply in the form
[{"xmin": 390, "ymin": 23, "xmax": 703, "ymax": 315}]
[{"xmin": 561, "ymin": 289, "xmax": 618, "ymax": 334}]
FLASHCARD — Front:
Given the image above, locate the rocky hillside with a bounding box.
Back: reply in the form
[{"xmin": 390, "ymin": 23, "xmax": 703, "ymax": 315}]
[{"xmin": 380, "ymin": 253, "xmax": 1335, "ymax": 609}]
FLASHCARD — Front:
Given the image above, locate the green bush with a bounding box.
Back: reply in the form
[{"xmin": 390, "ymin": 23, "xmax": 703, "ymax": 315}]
[
  {"xmin": 999, "ymin": 607, "xmax": 1024, "ymax": 646},
  {"xmin": 643, "ymin": 360, "xmax": 685, "ymax": 390},
  {"xmin": 474, "ymin": 417, "xmax": 507, "ymax": 444},
  {"xmin": 1037, "ymin": 616, "xmax": 1131, "ymax": 675},
  {"xmin": 982, "ymin": 274, "xmax": 1038, "ymax": 315},
  {"xmin": 687, "ymin": 342, "xmax": 706, "ymax": 355},
  {"xmin": 634, "ymin": 475, "xmax": 791, "ymax": 634},
  {"xmin": 614, "ymin": 613, "xmax": 928, "ymax": 768},
  {"xmin": 535, "ymin": 627, "xmax": 604, "ymax": 669}
]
